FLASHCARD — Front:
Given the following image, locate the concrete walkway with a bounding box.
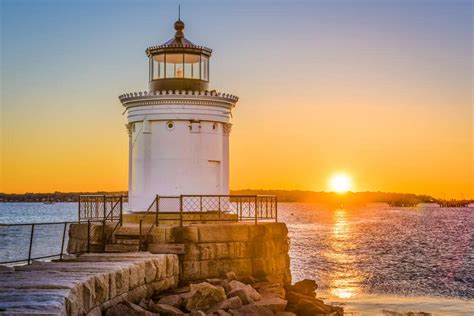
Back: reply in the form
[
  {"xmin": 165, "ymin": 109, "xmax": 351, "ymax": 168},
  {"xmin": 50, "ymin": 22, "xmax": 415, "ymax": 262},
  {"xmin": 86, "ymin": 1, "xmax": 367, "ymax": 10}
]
[{"xmin": 0, "ymin": 253, "xmax": 179, "ymax": 315}]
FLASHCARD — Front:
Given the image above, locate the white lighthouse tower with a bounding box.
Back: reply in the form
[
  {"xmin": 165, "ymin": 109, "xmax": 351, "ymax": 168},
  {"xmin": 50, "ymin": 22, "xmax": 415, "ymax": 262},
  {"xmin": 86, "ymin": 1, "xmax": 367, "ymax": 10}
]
[{"xmin": 119, "ymin": 19, "xmax": 238, "ymax": 211}]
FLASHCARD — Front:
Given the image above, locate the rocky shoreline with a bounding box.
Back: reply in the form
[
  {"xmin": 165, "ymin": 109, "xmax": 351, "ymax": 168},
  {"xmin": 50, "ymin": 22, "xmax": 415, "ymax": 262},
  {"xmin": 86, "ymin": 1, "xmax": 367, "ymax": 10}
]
[{"xmin": 105, "ymin": 271, "xmax": 343, "ymax": 316}]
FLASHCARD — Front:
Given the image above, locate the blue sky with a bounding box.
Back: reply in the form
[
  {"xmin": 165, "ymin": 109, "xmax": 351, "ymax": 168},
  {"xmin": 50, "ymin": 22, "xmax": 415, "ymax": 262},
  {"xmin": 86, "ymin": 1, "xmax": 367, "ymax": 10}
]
[{"xmin": 1, "ymin": 0, "xmax": 472, "ymax": 196}]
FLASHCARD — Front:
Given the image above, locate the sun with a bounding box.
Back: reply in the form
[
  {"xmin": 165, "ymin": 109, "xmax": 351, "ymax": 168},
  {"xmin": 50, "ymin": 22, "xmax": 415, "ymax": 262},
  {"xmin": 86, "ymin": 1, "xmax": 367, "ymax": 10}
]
[{"xmin": 329, "ymin": 173, "xmax": 352, "ymax": 193}]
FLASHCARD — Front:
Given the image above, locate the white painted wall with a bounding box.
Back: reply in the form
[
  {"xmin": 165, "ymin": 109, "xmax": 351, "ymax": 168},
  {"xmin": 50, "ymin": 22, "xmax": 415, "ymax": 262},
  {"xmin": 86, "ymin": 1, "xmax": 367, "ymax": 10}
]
[{"xmin": 121, "ymin": 93, "xmax": 236, "ymax": 211}]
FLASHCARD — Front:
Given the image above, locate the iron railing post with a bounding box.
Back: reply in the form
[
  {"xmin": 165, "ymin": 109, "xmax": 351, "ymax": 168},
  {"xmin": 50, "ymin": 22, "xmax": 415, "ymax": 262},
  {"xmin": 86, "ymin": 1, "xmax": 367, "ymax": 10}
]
[
  {"xmin": 60, "ymin": 222, "xmax": 67, "ymax": 260},
  {"xmin": 87, "ymin": 220, "xmax": 91, "ymax": 253},
  {"xmin": 120, "ymin": 196, "xmax": 123, "ymax": 225},
  {"xmin": 27, "ymin": 224, "xmax": 35, "ymax": 264},
  {"xmin": 254, "ymin": 196, "xmax": 258, "ymax": 225},
  {"xmin": 78, "ymin": 195, "xmax": 81, "ymax": 221},
  {"xmin": 275, "ymin": 196, "xmax": 278, "ymax": 222},
  {"xmin": 179, "ymin": 195, "xmax": 183, "ymax": 227},
  {"xmin": 103, "ymin": 195, "xmax": 106, "ymax": 220},
  {"xmin": 102, "ymin": 220, "xmax": 106, "ymax": 251},
  {"xmin": 139, "ymin": 219, "xmax": 143, "ymax": 252},
  {"xmin": 155, "ymin": 195, "xmax": 159, "ymax": 226},
  {"xmin": 218, "ymin": 196, "xmax": 221, "ymax": 221}
]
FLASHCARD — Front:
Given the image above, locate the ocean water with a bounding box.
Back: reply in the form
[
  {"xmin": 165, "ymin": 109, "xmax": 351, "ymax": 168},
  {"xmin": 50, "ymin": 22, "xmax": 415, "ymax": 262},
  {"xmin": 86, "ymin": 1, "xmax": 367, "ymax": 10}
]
[{"xmin": 0, "ymin": 202, "xmax": 473, "ymax": 315}]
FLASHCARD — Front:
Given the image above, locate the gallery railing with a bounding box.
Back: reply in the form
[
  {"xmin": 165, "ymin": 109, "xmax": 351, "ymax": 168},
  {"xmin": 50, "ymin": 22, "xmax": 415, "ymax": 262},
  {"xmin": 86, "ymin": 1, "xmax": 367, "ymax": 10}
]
[{"xmin": 0, "ymin": 221, "xmax": 85, "ymax": 265}]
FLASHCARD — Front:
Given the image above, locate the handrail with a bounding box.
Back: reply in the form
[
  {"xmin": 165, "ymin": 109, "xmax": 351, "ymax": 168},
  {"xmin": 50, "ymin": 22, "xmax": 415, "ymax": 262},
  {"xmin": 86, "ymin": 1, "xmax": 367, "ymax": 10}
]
[
  {"xmin": 102, "ymin": 196, "xmax": 124, "ymax": 249},
  {"xmin": 138, "ymin": 195, "xmax": 159, "ymax": 251},
  {"xmin": 0, "ymin": 221, "xmax": 87, "ymax": 265}
]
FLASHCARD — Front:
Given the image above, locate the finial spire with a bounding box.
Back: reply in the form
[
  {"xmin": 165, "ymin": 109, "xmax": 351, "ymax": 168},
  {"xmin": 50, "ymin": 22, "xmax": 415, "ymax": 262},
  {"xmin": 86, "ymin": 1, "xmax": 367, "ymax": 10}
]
[{"xmin": 178, "ymin": 5, "xmax": 181, "ymax": 21}]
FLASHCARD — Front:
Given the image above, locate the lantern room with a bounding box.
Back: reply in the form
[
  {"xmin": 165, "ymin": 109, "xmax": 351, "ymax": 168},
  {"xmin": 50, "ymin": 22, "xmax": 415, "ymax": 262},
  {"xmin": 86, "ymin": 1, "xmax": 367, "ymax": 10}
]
[{"xmin": 146, "ymin": 20, "xmax": 212, "ymax": 92}]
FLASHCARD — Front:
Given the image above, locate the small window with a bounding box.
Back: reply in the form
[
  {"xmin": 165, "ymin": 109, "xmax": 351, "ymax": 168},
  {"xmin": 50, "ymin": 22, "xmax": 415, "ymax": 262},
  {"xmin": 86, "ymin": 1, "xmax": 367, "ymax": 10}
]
[
  {"xmin": 166, "ymin": 121, "xmax": 175, "ymax": 130},
  {"xmin": 212, "ymin": 123, "xmax": 217, "ymax": 131}
]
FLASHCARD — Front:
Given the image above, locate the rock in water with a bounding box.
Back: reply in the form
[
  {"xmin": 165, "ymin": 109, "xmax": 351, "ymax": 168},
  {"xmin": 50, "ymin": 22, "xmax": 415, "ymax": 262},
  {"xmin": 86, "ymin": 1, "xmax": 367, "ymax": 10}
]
[
  {"xmin": 186, "ymin": 282, "xmax": 227, "ymax": 311},
  {"xmin": 295, "ymin": 299, "xmax": 332, "ymax": 315},
  {"xmin": 290, "ymin": 279, "xmax": 317, "ymax": 297}
]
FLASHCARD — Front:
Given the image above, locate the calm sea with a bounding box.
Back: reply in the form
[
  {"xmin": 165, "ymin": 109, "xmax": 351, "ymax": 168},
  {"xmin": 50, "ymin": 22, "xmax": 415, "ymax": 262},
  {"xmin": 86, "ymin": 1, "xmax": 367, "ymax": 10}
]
[{"xmin": 0, "ymin": 202, "xmax": 473, "ymax": 315}]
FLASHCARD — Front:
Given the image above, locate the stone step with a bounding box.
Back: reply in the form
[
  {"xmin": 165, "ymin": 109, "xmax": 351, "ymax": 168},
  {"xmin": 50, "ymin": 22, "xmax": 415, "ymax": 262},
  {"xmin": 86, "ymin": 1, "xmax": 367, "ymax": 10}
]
[
  {"xmin": 114, "ymin": 233, "xmax": 141, "ymax": 239},
  {"xmin": 104, "ymin": 243, "xmax": 140, "ymax": 253},
  {"xmin": 113, "ymin": 238, "xmax": 141, "ymax": 245}
]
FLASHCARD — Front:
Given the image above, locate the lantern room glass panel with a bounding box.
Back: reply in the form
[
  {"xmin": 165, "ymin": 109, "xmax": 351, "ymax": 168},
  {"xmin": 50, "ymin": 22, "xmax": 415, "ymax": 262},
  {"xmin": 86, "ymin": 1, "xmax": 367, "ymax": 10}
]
[
  {"xmin": 152, "ymin": 54, "xmax": 165, "ymax": 79},
  {"xmin": 200, "ymin": 55, "xmax": 209, "ymax": 81},
  {"xmin": 184, "ymin": 54, "xmax": 201, "ymax": 79},
  {"xmin": 165, "ymin": 53, "xmax": 184, "ymax": 78}
]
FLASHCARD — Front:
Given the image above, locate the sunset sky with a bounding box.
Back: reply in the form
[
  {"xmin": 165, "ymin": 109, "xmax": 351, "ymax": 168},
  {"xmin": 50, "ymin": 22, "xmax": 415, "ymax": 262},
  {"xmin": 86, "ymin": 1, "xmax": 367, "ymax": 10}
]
[{"xmin": 1, "ymin": 0, "xmax": 472, "ymax": 198}]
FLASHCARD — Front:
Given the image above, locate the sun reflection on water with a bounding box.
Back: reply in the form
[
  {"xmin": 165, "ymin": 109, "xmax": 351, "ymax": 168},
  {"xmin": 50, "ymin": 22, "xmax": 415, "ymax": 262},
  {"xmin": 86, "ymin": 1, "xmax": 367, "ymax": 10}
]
[{"xmin": 327, "ymin": 209, "xmax": 362, "ymax": 299}]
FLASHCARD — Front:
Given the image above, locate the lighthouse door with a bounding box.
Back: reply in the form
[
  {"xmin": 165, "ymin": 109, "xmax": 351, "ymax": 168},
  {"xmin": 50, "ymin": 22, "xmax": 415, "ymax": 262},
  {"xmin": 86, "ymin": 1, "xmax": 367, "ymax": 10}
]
[{"xmin": 208, "ymin": 160, "xmax": 221, "ymax": 191}]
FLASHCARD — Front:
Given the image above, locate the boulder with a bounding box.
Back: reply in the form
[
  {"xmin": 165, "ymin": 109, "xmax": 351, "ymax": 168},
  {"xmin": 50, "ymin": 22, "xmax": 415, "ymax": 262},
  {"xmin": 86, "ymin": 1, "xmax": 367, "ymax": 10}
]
[
  {"xmin": 186, "ymin": 282, "xmax": 227, "ymax": 311},
  {"xmin": 254, "ymin": 282, "xmax": 286, "ymax": 299},
  {"xmin": 190, "ymin": 311, "xmax": 206, "ymax": 316},
  {"xmin": 157, "ymin": 294, "xmax": 183, "ymax": 309},
  {"xmin": 294, "ymin": 299, "xmax": 332, "ymax": 316},
  {"xmin": 228, "ymin": 280, "xmax": 261, "ymax": 301},
  {"xmin": 239, "ymin": 275, "xmax": 258, "ymax": 285},
  {"xmin": 329, "ymin": 306, "xmax": 344, "ymax": 316},
  {"xmin": 152, "ymin": 303, "xmax": 184, "ymax": 316},
  {"xmin": 217, "ymin": 310, "xmax": 232, "ymax": 316},
  {"xmin": 106, "ymin": 302, "xmax": 156, "ymax": 316},
  {"xmin": 227, "ymin": 289, "xmax": 253, "ymax": 305},
  {"xmin": 212, "ymin": 296, "xmax": 243, "ymax": 311},
  {"xmin": 226, "ymin": 271, "xmax": 237, "ymax": 281},
  {"xmin": 207, "ymin": 278, "xmax": 223, "ymax": 285},
  {"xmin": 285, "ymin": 291, "xmax": 322, "ymax": 306},
  {"xmin": 290, "ymin": 279, "xmax": 317, "ymax": 297},
  {"xmin": 229, "ymin": 305, "xmax": 273, "ymax": 316},
  {"xmin": 105, "ymin": 303, "xmax": 133, "ymax": 316},
  {"xmin": 254, "ymin": 297, "xmax": 287, "ymax": 312}
]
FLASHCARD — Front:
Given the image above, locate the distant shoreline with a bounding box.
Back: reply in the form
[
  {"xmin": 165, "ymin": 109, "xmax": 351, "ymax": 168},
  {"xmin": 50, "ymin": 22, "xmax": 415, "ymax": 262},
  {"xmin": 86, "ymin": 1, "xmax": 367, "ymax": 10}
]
[{"xmin": 0, "ymin": 190, "xmax": 471, "ymax": 206}]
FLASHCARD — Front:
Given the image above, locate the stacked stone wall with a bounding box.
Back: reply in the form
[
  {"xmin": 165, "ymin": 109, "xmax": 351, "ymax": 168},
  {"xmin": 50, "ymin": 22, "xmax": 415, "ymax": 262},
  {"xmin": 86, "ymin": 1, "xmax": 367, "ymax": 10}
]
[
  {"xmin": 149, "ymin": 223, "xmax": 291, "ymax": 285},
  {"xmin": 67, "ymin": 222, "xmax": 292, "ymax": 286}
]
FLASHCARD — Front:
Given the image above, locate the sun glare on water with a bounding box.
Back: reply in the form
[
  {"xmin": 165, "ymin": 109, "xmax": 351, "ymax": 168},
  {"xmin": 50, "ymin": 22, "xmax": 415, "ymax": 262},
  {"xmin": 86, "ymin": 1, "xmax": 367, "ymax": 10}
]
[{"xmin": 329, "ymin": 173, "xmax": 352, "ymax": 193}]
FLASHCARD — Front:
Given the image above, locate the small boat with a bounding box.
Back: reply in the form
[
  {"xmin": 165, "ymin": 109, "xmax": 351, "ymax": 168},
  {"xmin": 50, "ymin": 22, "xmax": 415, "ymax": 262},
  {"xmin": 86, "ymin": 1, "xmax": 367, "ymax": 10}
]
[{"xmin": 44, "ymin": 197, "xmax": 55, "ymax": 204}]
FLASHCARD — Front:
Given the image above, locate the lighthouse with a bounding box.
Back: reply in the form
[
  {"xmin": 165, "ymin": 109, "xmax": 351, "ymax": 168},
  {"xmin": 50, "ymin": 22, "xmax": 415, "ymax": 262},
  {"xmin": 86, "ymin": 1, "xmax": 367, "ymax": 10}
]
[{"xmin": 119, "ymin": 19, "xmax": 238, "ymax": 211}]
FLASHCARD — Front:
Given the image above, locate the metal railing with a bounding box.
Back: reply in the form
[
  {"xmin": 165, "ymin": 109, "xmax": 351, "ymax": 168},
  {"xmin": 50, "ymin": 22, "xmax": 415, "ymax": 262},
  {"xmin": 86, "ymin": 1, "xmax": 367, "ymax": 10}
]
[
  {"xmin": 78, "ymin": 195, "xmax": 125, "ymax": 222},
  {"xmin": 138, "ymin": 194, "xmax": 277, "ymax": 251},
  {"xmin": 138, "ymin": 196, "xmax": 161, "ymax": 251},
  {"xmin": 78, "ymin": 195, "xmax": 126, "ymax": 251},
  {"xmin": 0, "ymin": 221, "xmax": 86, "ymax": 265}
]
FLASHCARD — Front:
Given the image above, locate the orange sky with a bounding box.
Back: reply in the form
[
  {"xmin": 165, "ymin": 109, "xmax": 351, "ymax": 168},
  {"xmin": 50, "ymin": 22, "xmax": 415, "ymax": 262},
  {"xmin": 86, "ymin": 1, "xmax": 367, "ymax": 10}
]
[{"xmin": 1, "ymin": 1, "xmax": 472, "ymax": 198}]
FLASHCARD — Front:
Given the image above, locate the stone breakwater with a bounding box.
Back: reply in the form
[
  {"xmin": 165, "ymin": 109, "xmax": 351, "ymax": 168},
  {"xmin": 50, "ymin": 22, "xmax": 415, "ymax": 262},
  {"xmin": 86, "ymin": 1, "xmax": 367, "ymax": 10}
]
[
  {"xmin": 0, "ymin": 253, "xmax": 179, "ymax": 315},
  {"xmin": 68, "ymin": 222, "xmax": 292, "ymax": 285},
  {"xmin": 0, "ymin": 223, "xmax": 342, "ymax": 315}
]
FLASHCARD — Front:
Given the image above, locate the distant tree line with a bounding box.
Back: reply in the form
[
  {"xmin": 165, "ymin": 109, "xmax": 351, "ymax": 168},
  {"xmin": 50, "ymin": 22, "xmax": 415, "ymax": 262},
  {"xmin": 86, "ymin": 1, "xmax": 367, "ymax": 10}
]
[
  {"xmin": 0, "ymin": 190, "xmax": 471, "ymax": 206},
  {"xmin": 0, "ymin": 192, "xmax": 127, "ymax": 203}
]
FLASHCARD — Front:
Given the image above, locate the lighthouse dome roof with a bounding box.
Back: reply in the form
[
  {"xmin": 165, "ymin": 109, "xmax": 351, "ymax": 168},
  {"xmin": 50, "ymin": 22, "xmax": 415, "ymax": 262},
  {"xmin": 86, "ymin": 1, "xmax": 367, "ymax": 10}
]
[{"xmin": 146, "ymin": 20, "xmax": 212, "ymax": 57}]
